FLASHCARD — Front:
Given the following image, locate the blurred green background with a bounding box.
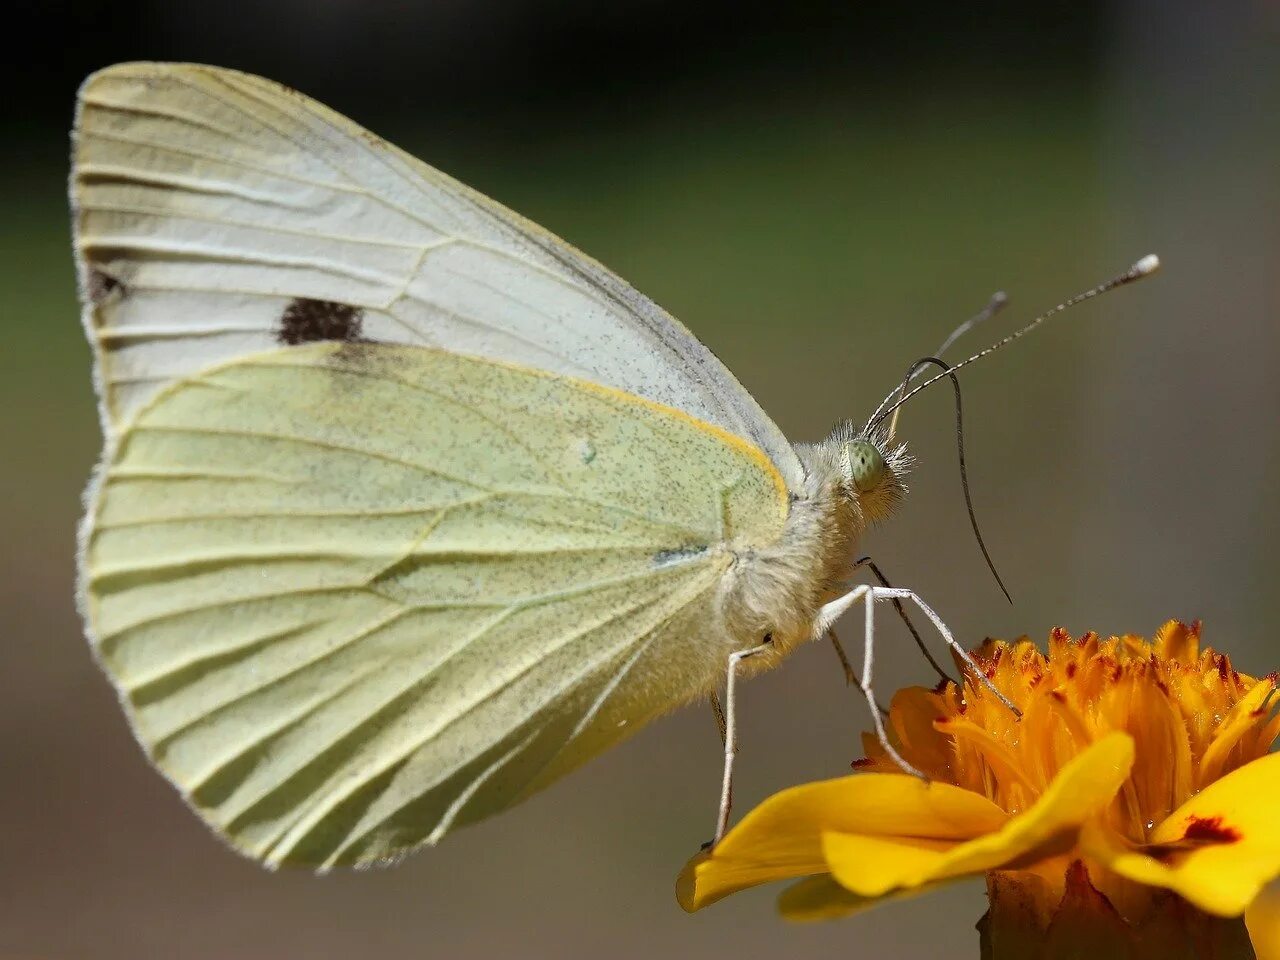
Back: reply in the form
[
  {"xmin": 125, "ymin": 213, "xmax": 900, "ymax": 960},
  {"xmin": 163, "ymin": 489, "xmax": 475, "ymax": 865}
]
[{"xmin": 3, "ymin": 2, "xmax": 1279, "ymax": 958}]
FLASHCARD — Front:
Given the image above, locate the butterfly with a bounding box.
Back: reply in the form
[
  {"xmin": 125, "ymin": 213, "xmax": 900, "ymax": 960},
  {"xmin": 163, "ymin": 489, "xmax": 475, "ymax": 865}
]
[{"xmin": 71, "ymin": 62, "xmax": 1157, "ymax": 871}]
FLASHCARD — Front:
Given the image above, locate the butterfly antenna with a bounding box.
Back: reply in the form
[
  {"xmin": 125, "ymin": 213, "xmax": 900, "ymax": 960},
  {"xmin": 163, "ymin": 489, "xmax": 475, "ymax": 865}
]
[
  {"xmin": 866, "ymin": 254, "xmax": 1161, "ymax": 436},
  {"xmin": 935, "ymin": 291, "xmax": 1009, "ymax": 364},
  {"xmin": 900, "ymin": 356, "xmax": 1013, "ymax": 603},
  {"xmin": 885, "ymin": 291, "xmax": 1009, "ymax": 442}
]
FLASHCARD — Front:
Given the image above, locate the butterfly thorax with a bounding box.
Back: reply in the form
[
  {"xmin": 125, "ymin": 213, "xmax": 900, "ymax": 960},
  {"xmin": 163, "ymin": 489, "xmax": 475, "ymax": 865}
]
[{"xmin": 719, "ymin": 425, "xmax": 910, "ymax": 660}]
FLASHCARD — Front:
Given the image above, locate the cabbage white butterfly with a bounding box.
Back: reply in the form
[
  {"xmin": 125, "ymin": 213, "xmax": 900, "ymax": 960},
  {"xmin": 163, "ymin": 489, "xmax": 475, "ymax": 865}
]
[{"xmin": 71, "ymin": 62, "xmax": 1158, "ymax": 869}]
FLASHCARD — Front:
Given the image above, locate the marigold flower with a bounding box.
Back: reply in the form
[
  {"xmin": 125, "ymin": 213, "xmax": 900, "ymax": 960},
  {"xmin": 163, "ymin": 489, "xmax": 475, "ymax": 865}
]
[{"xmin": 678, "ymin": 622, "xmax": 1280, "ymax": 959}]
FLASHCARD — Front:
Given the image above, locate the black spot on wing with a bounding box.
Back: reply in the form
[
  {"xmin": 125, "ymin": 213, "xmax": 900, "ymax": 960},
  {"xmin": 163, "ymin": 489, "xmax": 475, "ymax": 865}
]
[
  {"xmin": 278, "ymin": 298, "xmax": 368, "ymax": 345},
  {"xmin": 88, "ymin": 268, "xmax": 126, "ymax": 305}
]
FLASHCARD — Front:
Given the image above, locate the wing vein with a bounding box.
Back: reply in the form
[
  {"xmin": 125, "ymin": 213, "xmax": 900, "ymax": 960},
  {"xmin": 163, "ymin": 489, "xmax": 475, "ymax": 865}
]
[
  {"xmin": 80, "ymin": 235, "xmax": 400, "ymax": 288},
  {"xmin": 81, "ymin": 196, "xmax": 429, "ymax": 251},
  {"xmin": 260, "ymin": 583, "xmax": 675, "ymax": 860},
  {"xmin": 127, "ymin": 422, "xmax": 489, "ymax": 491}
]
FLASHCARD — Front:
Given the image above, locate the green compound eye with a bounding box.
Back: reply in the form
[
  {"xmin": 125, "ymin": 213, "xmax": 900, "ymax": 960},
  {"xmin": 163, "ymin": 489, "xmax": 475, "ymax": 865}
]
[{"xmin": 844, "ymin": 440, "xmax": 886, "ymax": 494}]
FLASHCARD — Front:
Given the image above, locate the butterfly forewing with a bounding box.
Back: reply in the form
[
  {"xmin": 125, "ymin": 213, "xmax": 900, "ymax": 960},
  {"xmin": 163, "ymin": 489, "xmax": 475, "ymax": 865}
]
[{"xmin": 72, "ymin": 62, "xmax": 802, "ymax": 488}]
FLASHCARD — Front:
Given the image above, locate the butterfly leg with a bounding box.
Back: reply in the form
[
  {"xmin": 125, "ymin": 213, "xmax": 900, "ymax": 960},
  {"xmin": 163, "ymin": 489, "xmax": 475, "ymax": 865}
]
[
  {"xmin": 874, "ymin": 586, "xmax": 1020, "ymax": 717},
  {"xmin": 826, "ymin": 627, "xmax": 862, "ymax": 688},
  {"xmin": 711, "ymin": 636, "xmax": 774, "ymax": 845},
  {"xmin": 827, "ymin": 628, "xmax": 889, "ymax": 716},
  {"xmin": 814, "ymin": 584, "xmax": 1020, "ymax": 780},
  {"xmin": 709, "ymin": 690, "xmax": 727, "ymax": 745},
  {"xmin": 847, "ymin": 586, "xmax": 926, "ymax": 779},
  {"xmin": 850, "ymin": 556, "xmax": 954, "ymax": 685}
]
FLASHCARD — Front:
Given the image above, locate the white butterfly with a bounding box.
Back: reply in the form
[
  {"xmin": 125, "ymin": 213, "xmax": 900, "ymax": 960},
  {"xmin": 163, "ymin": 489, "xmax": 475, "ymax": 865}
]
[{"xmin": 72, "ymin": 62, "xmax": 1156, "ymax": 870}]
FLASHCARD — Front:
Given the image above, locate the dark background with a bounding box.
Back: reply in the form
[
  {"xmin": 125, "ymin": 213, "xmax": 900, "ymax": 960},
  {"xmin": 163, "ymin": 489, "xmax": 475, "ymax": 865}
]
[{"xmin": 3, "ymin": 2, "xmax": 1279, "ymax": 958}]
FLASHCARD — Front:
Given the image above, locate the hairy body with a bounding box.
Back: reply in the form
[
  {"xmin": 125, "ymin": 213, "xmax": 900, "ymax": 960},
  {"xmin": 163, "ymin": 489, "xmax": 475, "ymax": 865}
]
[{"xmin": 721, "ymin": 427, "xmax": 910, "ymax": 666}]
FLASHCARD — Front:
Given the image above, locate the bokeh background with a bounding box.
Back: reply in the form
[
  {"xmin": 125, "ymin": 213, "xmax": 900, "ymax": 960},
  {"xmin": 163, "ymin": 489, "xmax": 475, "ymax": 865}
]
[{"xmin": 3, "ymin": 2, "xmax": 1279, "ymax": 957}]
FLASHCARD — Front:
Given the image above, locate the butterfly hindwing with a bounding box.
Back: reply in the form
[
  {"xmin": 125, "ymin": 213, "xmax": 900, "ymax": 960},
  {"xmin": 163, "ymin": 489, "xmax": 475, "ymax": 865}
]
[{"xmin": 83, "ymin": 343, "xmax": 788, "ymax": 866}]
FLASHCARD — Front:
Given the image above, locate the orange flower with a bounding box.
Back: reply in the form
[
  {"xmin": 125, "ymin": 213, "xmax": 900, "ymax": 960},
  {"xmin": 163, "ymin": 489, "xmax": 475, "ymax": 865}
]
[{"xmin": 678, "ymin": 622, "xmax": 1280, "ymax": 958}]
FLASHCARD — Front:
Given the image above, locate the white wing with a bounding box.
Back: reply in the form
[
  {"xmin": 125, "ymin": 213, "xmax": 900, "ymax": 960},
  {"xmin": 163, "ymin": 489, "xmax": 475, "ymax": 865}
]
[
  {"xmin": 82, "ymin": 343, "xmax": 789, "ymax": 866},
  {"xmin": 71, "ymin": 61, "xmax": 803, "ymax": 490}
]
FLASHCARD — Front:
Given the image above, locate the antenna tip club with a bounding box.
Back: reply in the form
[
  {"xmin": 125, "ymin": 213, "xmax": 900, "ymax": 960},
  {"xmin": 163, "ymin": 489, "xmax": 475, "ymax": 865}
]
[{"xmin": 1132, "ymin": 254, "xmax": 1161, "ymax": 278}]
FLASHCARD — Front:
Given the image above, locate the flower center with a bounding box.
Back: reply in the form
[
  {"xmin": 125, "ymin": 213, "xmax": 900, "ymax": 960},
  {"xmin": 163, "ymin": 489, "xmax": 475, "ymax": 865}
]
[{"xmin": 858, "ymin": 621, "xmax": 1279, "ymax": 846}]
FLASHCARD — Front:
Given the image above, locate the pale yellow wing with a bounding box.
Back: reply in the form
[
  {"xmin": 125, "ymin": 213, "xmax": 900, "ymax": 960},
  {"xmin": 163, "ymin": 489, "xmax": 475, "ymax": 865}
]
[
  {"xmin": 72, "ymin": 61, "xmax": 803, "ymax": 490},
  {"xmin": 82, "ymin": 343, "xmax": 788, "ymax": 868}
]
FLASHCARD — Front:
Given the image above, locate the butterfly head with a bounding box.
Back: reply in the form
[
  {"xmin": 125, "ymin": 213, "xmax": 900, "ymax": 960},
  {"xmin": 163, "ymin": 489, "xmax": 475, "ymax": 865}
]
[
  {"xmin": 845, "ymin": 439, "xmax": 886, "ymax": 494},
  {"xmin": 831, "ymin": 428, "xmax": 911, "ymax": 524}
]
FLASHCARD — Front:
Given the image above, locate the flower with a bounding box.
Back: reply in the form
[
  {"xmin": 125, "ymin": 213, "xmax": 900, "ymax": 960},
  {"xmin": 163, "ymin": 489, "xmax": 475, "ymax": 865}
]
[{"xmin": 678, "ymin": 622, "xmax": 1280, "ymax": 958}]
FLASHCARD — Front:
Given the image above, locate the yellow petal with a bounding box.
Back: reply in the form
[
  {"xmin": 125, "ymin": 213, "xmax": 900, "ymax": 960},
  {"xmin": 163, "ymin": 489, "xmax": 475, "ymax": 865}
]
[
  {"xmin": 778, "ymin": 874, "xmax": 941, "ymax": 922},
  {"xmin": 676, "ymin": 771, "xmax": 1008, "ymax": 911},
  {"xmin": 823, "ymin": 732, "xmax": 1134, "ymax": 897},
  {"xmin": 887, "ymin": 686, "xmax": 956, "ymax": 776},
  {"xmin": 1082, "ymin": 751, "xmax": 1280, "ymax": 917},
  {"xmin": 1246, "ymin": 880, "xmax": 1280, "ymax": 960},
  {"xmin": 1155, "ymin": 618, "xmax": 1199, "ymax": 662},
  {"xmin": 1197, "ymin": 679, "xmax": 1275, "ymax": 788},
  {"xmin": 777, "ymin": 876, "xmax": 874, "ymax": 922}
]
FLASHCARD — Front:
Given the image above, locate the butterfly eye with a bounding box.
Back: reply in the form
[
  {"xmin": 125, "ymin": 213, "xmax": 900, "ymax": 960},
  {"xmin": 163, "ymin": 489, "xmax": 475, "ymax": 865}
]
[{"xmin": 844, "ymin": 440, "xmax": 886, "ymax": 493}]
